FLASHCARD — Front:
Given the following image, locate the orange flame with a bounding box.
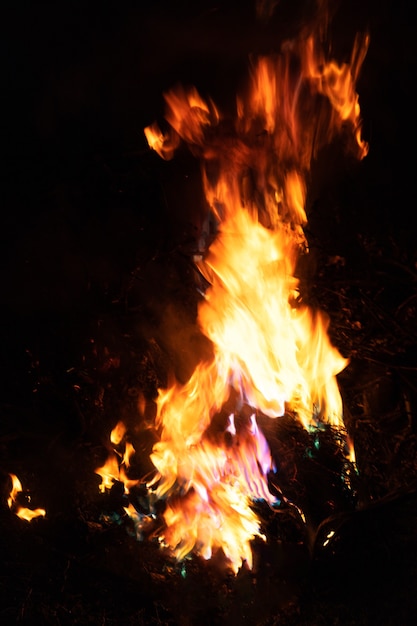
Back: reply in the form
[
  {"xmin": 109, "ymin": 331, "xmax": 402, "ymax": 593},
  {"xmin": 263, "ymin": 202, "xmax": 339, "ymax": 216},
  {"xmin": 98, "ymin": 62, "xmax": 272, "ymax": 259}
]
[
  {"xmin": 95, "ymin": 422, "xmax": 139, "ymax": 494},
  {"xmin": 144, "ymin": 22, "xmax": 368, "ymax": 573},
  {"xmin": 110, "ymin": 420, "xmax": 127, "ymax": 446},
  {"xmin": 7, "ymin": 473, "xmax": 46, "ymax": 522}
]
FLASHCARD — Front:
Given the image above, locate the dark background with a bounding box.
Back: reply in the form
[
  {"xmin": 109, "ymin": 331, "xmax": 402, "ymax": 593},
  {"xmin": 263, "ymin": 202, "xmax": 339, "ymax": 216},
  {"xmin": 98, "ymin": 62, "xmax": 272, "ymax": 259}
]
[{"xmin": 1, "ymin": 1, "xmax": 417, "ymax": 624}]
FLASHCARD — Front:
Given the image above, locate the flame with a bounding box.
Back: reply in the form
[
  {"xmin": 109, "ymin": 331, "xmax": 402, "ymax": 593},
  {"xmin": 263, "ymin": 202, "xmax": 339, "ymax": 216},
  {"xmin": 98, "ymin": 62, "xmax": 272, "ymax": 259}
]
[
  {"xmin": 95, "ymin": 422, "xmax": 139, "ymax": 494},
  {"xmin": 144, "ymin": 19, "xmax": 368, "ymax": 573},
  {"xmin": 110, "ymin": 420, "xmax": 127, "ymax": 446},
  {"xmin": 16, "ymin": 507, "xmax": 47, "ymax": 522},
  {"xmin": 7, "ymin": 473, "xmax": 22, "ymax": 509},
  {"xmin": 7, "ymin": 473, "xmax": 46, "ymax": 521},
  {"xmin": 96, "ymin": 453, "xmax": 120, "ymax": 493}
]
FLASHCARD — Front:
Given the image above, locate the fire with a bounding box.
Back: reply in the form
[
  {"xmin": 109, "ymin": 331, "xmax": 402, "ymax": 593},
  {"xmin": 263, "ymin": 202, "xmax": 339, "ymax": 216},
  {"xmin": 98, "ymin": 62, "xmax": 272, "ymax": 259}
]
[
  {"xmin": 95, "ymin": 421, "xmax": 139, "ymax": 494},
  {"xmin": 144, "ymin": 17, "xmax": 368, "ymax": 574},
  {"xmin": 7, "ymin": 473, "xmax": 46, "ymax": 522}
]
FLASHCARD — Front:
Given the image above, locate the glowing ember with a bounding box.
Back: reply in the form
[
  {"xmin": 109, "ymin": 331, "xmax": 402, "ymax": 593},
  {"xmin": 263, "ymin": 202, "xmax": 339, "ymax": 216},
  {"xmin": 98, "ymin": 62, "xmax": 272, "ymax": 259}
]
[
  {"xmin": 143, "ymin": 15, "xmax": 368, "ymax": 574},
  {"xmin": 7, "ymin": 473, "xmax": 46, "ymax": 522}
]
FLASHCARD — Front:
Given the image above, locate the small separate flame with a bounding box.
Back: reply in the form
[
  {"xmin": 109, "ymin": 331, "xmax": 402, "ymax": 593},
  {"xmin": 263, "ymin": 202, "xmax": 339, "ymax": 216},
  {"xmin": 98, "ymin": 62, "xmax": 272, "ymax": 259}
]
[
  {"xmin": 7, "ymin": 473, "xmax": 46, "ymax": 522},
  {"xmin": 95, "ymin": 421, "xmax": 139, "ymax": 494},
  {"xmin": 110, "ymin": 420, "xmax": 127, "ymax": 446},
  {"xmin": 144, "ymin": 14, "xmax": 368, "ymax": 573}
]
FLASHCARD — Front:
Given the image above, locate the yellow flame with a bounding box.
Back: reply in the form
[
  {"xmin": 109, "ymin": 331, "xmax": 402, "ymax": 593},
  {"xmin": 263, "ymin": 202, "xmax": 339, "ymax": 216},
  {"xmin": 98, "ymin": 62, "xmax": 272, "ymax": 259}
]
[
  {"xmin": 16, "ymin": 507, "xmax": 46, "ymax": 522},
  {"xmin": 95, "ymin": 425, "xmax": 139, "ymax": 494},
  {"xmin": 96, "ymin": 453, "xmax": 120, "ymax": 493},
  {"xmin": 7, "ymin": 473, "xmax": 46, "ymax": 521},
  {"xmin": 144, "ymin": 20, "xmax": 368, "ymax": 573},
  {"xmin": 7, "ymin": 473, "xmax": 22, "ymax": 509},
  {"xmin": 110, "ymin": 420, "xmax": 127, "ymax": 446}
]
